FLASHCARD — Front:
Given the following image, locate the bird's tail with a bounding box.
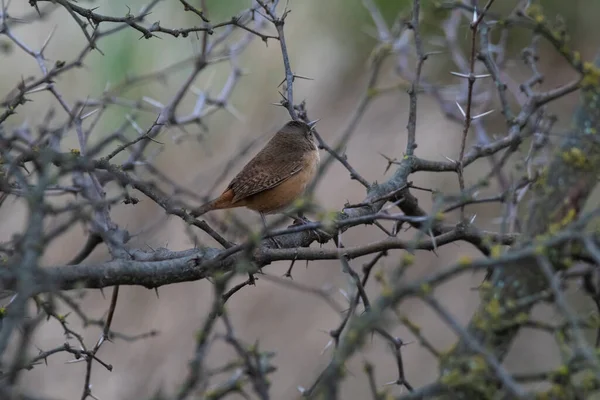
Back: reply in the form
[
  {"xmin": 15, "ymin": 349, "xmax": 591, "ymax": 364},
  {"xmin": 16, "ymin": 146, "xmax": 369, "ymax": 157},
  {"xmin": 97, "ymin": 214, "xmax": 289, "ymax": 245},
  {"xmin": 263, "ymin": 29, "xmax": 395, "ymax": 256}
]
[
  {"xmin": 190, "ymin": 189, "xmax": 236, "ymax": 217},
  {"xmin": 190, "ymin": 200, "xmax": 216, "ymax": 218}
]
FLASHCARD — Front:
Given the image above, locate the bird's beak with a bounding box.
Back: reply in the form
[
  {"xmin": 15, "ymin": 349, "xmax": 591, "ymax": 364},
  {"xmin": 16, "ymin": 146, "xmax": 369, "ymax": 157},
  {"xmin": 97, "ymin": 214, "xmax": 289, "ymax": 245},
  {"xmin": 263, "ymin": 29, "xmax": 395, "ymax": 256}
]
[{"xmin": 307, "ymin": 119, "xmax": 320, "ymax": 130}]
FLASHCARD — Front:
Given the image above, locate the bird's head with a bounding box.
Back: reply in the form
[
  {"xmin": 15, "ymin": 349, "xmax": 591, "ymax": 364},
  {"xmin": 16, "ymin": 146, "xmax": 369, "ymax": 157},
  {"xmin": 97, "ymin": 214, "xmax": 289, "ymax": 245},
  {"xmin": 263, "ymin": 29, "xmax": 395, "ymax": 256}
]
[{"xmin": 278, "ymin": 119, "xmax": 320, "ymax": 151}]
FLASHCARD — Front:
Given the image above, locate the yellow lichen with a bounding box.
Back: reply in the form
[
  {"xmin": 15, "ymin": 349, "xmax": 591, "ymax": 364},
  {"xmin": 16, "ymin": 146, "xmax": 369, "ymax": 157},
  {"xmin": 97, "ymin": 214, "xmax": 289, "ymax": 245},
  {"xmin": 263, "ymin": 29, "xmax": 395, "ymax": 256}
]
[
  {"xmin": 402, "ymin": 253, "xmax": 415, "ymax": 266},
  {"xmin": 534, "ymin": 245, "xmax": 546, "ymax": 255},
  {"xmin": 366, "ymin": 87, "xmax": 379, "ymax": 98},
  {"xmin": 457, "ymin": 255, "xmax": 471, "ymax": 266},
  {"xmin": 469, "ymin": 355, "xmax": 487, "ymax": 373},
  {"xmin": 399, "ymin": 315, "xmax": 421, "ymax": 334},
  {"xmin": 440, "ymin": 368, "xmax": 462, "ymax": 386},
  {"xmin": 560, "ymin": 147, "xmax": 589, "ymax": 168},
  {"xmin": 560, "ymin": 256, "xmax": 574, "ymax": 269},
  {"xmin": 548, "ymin": 207, "xmax": 577, "ymax": 234},
  {"xmin": 381, "ymin": 285, "xmax": 393, "ymax": 298},
  {"xmin": 554, "ymin": 365, "xmax": 569, "ymax": 377},
  {"xmin": 490, "ymin": 245, "xmax": 502, "ymax": 258},
  {"xmin": 515, "ymin": 312, "xmax": 529, "ymax": 324},
  {"xmin": 196, "ymin": 330, "xmax": 206, "ymax": 343},
  {"xmin": 292, "ymin": 197, "xmax": 307, "ymax": 209},
  {"xmin": 524, "ymin": 4, "xmax": 544, "ymax": 20},
  {"xmin": 485, "ymin": 298, "xmax": 501, "ymax": 319},
  {"xmin": 346, "ymin": 330, "xmax": 358, "ymax": 344},
  {"xmin": 420, "ymin": 283, "xmax": 432, "ymax": 295},
  {"xmin": 582, "ymin": 61, "xmax": 600, "ymax": 88},
  {"xmin": 580, "ymin": 371, "xmax": 597, "ymax": 391}
]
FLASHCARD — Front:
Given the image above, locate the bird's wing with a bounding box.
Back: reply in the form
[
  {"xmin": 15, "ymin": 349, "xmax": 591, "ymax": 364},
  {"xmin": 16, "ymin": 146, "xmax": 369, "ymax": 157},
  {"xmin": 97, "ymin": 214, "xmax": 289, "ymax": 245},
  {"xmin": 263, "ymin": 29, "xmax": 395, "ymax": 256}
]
[{"xmin": 227, "ymin": 149, "xmax": 304, "ymax": 203}]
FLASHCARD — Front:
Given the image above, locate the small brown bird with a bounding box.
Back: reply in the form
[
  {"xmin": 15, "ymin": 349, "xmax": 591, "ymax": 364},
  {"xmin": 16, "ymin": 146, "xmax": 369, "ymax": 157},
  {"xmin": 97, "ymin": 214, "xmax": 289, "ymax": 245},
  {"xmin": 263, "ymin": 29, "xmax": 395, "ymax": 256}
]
[{"xmin": 191, "ymin": 120, "xmax": 320, "ymax": 222}]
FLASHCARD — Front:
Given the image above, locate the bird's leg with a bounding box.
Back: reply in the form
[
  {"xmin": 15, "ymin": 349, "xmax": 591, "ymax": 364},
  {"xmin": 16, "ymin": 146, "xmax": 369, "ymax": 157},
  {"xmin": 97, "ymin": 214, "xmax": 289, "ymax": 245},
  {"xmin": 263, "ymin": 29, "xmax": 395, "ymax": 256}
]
[
  {"xmin": 295, "ymin": 210, "xmax": 311, "ymax": 225},
  {"xmin": 260, "ymin": 212, "xmax": 282, "ymax": 249},
  {"xmin": 283, "ymin": 211, "xmax": 311, "ymax": 226},
  {"xmin": 283, "ymin": 211, "xmax": 330, "ymax": 243}
]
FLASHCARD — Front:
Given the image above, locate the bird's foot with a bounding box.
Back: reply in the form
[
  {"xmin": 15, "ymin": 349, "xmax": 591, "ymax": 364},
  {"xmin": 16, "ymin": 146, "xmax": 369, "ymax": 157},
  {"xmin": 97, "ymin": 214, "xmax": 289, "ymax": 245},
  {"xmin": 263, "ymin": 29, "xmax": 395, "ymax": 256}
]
[
  {"xmin": 291, "ymin": 215, "xmax": 311, "ymax": 226},
  {"xmin": 286, "ymin": 212, "xmax": 311, "ymax": 226},
  {"xmin": 285, "ymin": 213, "xmax": 331, "ymax": 243}
]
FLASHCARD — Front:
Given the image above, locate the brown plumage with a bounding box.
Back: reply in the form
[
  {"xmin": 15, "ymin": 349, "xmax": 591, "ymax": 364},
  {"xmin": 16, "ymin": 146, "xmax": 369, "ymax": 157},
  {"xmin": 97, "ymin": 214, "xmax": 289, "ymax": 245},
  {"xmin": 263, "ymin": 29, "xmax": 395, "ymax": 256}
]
[{"xmin": 191, "ymin": 120, "xmax": 320, "ymax": 217}]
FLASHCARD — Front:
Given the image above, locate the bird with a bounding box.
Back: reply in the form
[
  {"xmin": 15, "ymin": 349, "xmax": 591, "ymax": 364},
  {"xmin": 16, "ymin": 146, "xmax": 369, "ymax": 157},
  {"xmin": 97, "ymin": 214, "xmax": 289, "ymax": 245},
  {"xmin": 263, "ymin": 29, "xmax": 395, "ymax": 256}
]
[{"xmin": 191, "ymin": 119, "xmax": 320, "ymax": 225}]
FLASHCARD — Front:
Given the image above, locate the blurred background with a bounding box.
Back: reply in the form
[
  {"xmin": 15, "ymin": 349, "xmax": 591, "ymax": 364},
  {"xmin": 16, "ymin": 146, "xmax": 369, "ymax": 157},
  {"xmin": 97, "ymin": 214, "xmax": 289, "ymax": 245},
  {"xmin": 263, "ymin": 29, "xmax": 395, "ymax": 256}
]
[{"xmin": 2, "ymin": 0, "xmax": 600, "ymax": 398}]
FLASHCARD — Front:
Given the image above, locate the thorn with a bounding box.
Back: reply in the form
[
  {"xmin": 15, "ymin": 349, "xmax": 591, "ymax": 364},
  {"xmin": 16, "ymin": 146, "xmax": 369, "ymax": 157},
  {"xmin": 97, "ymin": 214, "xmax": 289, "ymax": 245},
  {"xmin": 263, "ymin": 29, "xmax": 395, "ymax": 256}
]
[
  {"xmin": 378, "ymin": 152, "xmax": 397, "ymax": 174},
  {"xmin": 472, "ymin": 109, "xmax": 494, "ymax": 120},
  {"xmin": 284, "ymin": 258, "xmax": 296, "ymax": 279},
  {"xmin": 443, "ymin": 155, "xmax": 457, "ymax": 164},
  {"xmin": 25, "ymin": 86, "xmax": 48, "ymax": 95},
  {"xmin": 469, "ymin": 214, "xmax": 477, "ymax": 224},
  {"xmin": 28, "ymin": 2, "xmax": 42, "ymax": 17},
  {"xmin": 424, "ymin": 50, "xmax": 445, "ymax": 58},
  {"xmin": 450, "ymin": 71, "xmax": 491, "ymax": 80},
  {"xmin": 65, "ymin": 357, "xmax": 87, "ymax": 364},
  {"xmin": 293, "ymin": 73, "xmax": 314, "ymax": 81},
  {"xmin": 125, "ymin": 114, "xmax": 145, "ymax": 135},
  {"xmin": 88, "ymin": 387, "xmax": 101, "ymax": 400},
  {"xmin": 81, "ymin": 108, "xmax": 100, "ymax": 120},
  {"xmin": 339, "ymin": 288, "xmax": 350, "ymax": 302},
  {"xmin": 154, "ymin": 288, "xmax": 160, "ymax": 298},
  {"xmin": 192, "ymin": 91, "xmax": 206, "ymax": 115},
  {"xmin": 224, "ymin": 103, "xmax": 245, "ymax": 122},
  {"xmin": 429, "ymin": 228, "xmax": 437, "ymax": 252},
  {"xmin": 307, "ymin": 118, "xmax": 320, "ymax": 130},
  {"xmin": 320, "ymin": 339, "xmax": 334, "ymax": 355},
  {"xmin": 450, "ymin": 71, "xmax": 470, "ymax": 79},
  {"xmin": 455, "ymin": 101, "xmax": 466, "ymax": 118},
  {"xmin": 190, "ymin": 85, "xmax": 203, "ymax": 96},
  {"xmin": 142, "ymin": 96, "xmax": 164, "ymax": 110},
  {"xmin": 41, "ymin": 25, "xmax": 58, "ymax": 54},
  {"xmin": 277, "ymin": 76, "xmax": 288, "ymax": 88}
]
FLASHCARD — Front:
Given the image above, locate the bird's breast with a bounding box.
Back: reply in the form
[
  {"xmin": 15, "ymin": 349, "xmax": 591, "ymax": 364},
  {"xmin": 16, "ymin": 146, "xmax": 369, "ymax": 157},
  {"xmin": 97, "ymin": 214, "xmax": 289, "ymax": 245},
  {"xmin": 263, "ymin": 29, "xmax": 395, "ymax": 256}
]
[
  {"xmin": 244, "ymin": 149, "xmax": 319, "ymax": 214},
  {"xmin": 303, "ymin": 148, "xmax": 320, "ymax": 180}
]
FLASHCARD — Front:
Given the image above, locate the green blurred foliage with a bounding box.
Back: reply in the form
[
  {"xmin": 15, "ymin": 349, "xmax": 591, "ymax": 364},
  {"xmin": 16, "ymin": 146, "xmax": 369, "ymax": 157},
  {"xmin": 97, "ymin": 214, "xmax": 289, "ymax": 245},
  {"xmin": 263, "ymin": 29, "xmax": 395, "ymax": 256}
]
[{"xmin": 85, "ymin": 0, "xmax": 600, "ymax": 142}]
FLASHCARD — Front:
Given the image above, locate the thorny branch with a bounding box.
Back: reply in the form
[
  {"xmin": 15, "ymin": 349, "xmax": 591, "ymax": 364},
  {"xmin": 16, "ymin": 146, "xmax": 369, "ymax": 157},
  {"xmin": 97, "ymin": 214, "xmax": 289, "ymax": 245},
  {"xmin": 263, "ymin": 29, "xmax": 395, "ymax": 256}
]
[{"xmin": 1, "ymin": 1, "xmax": 600, "ymax": 399}]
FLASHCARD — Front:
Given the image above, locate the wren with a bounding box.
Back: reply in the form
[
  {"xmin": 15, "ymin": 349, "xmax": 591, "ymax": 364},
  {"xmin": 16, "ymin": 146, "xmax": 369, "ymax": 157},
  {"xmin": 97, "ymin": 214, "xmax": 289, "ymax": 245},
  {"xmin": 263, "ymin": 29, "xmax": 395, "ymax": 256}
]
[{"xmin": 192, "ymin": 120, "xmax": 320, "ymax": 220}]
